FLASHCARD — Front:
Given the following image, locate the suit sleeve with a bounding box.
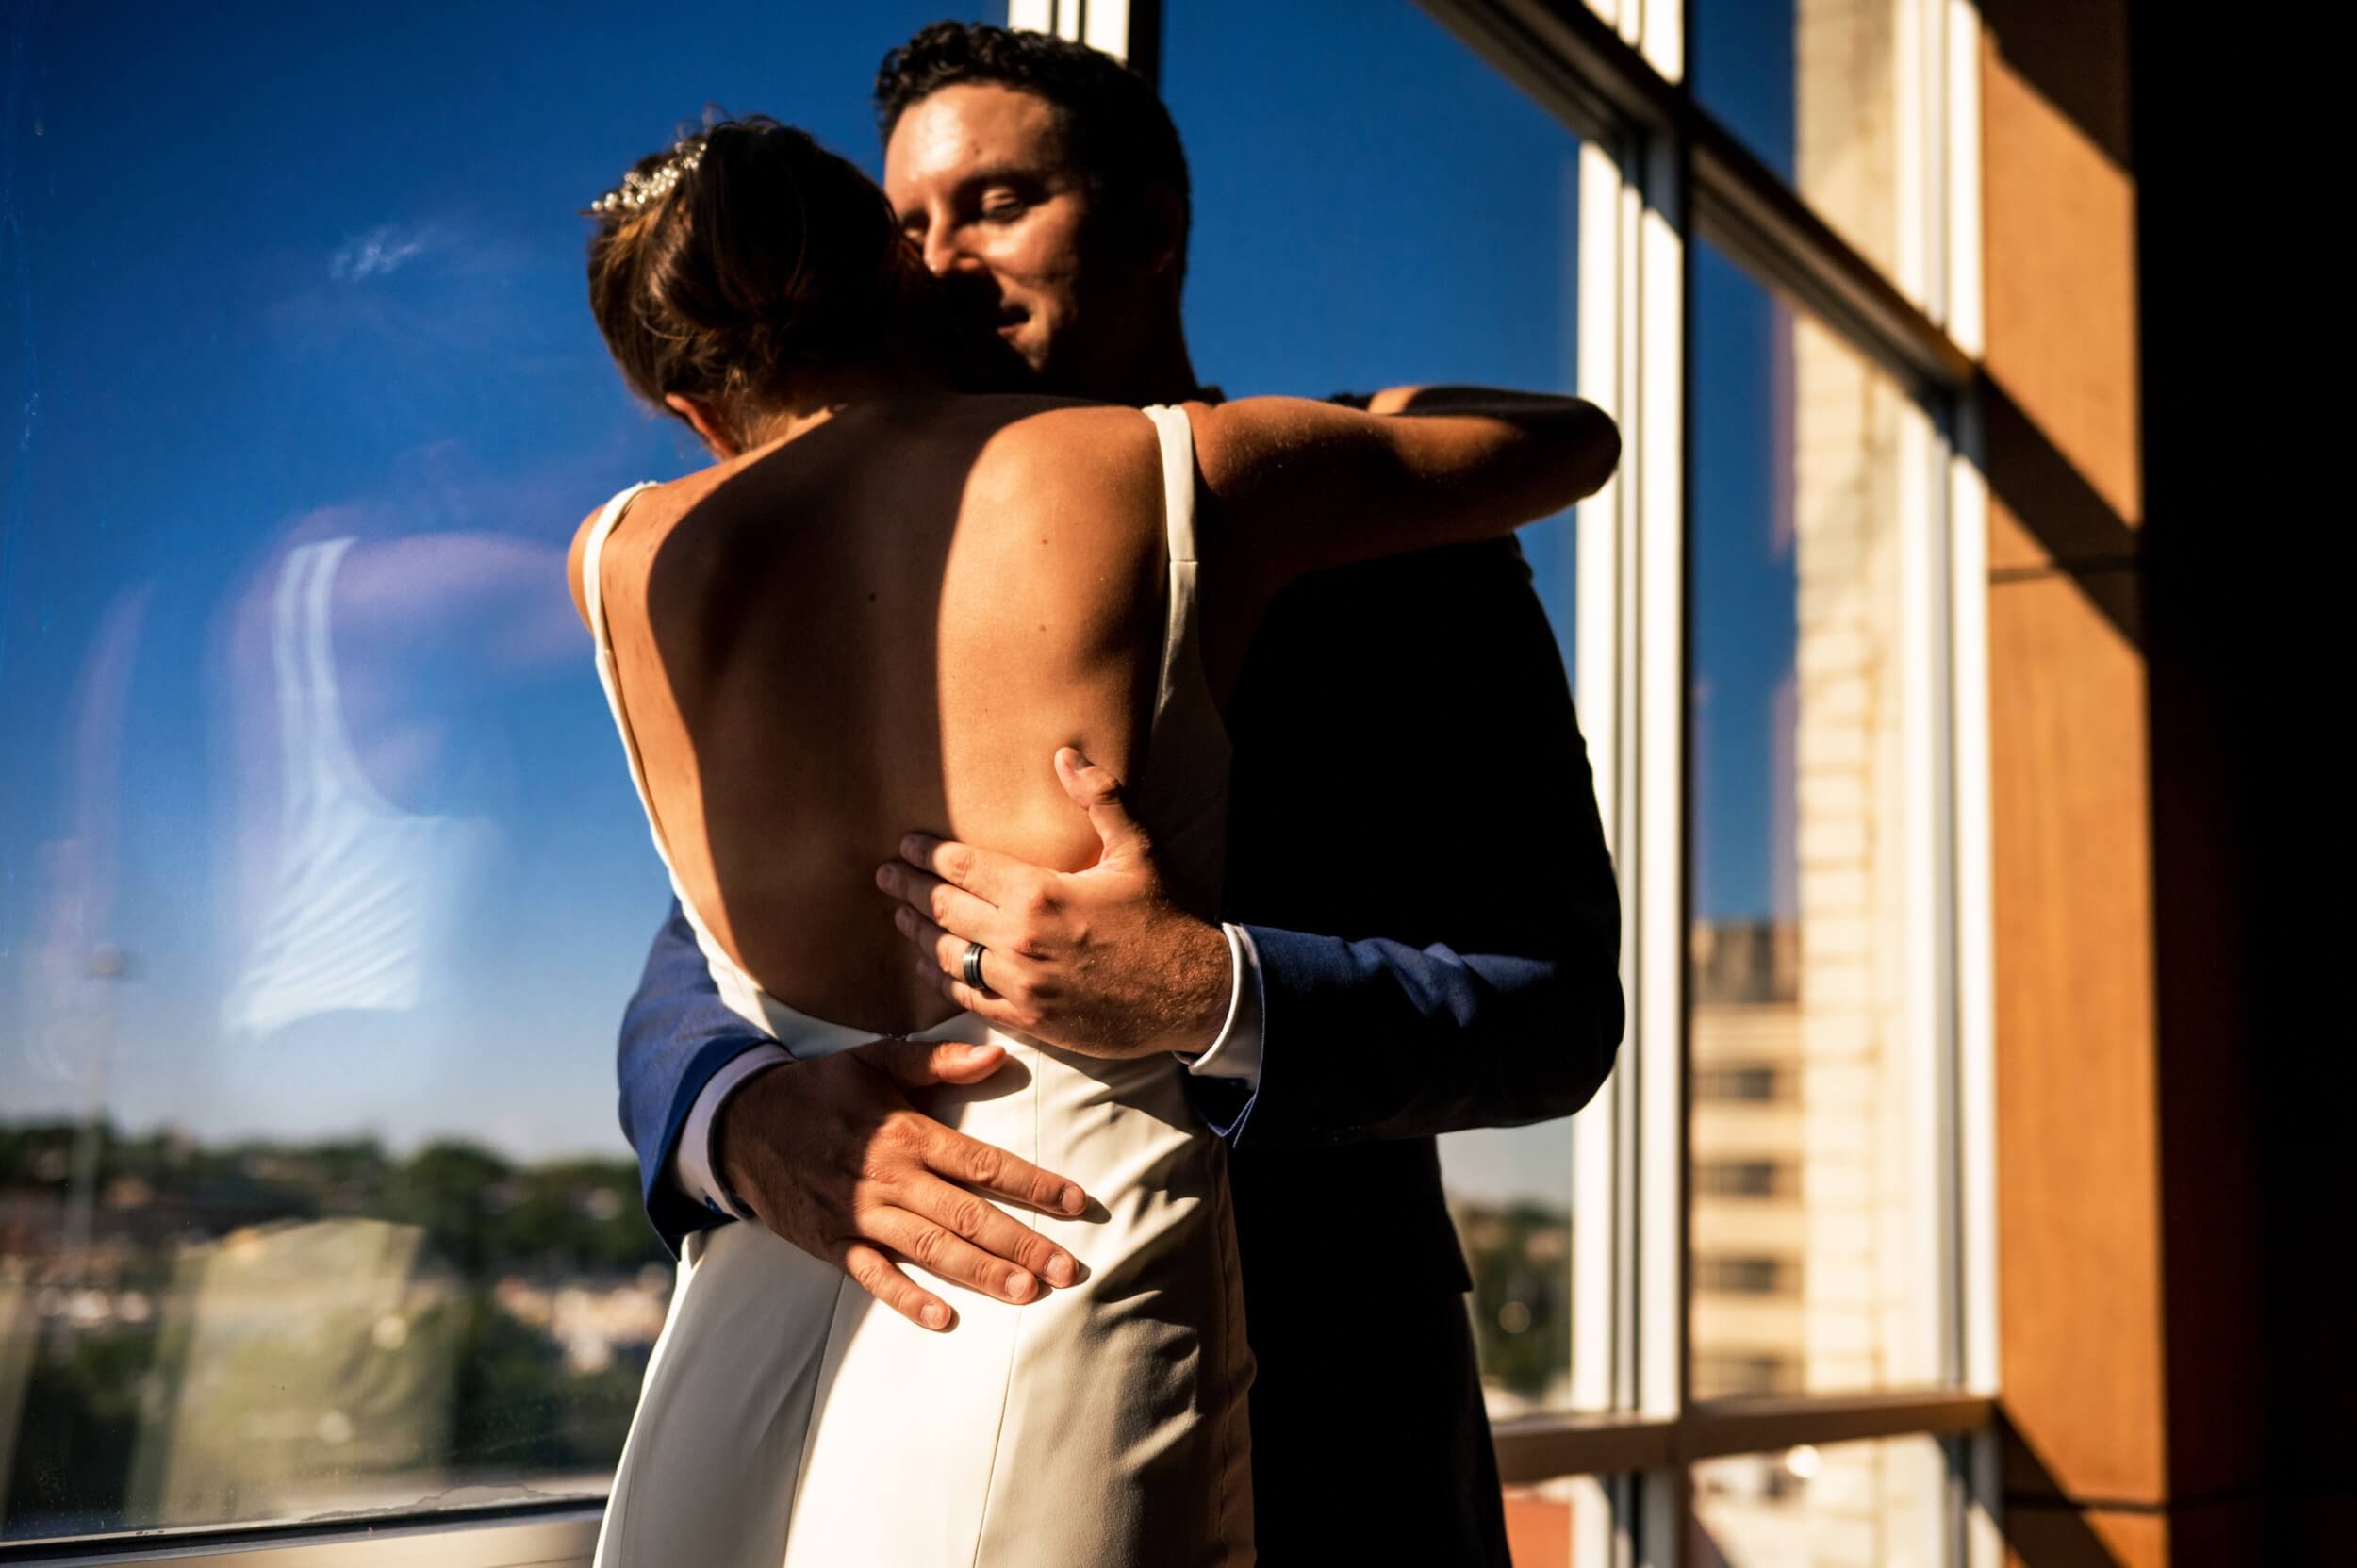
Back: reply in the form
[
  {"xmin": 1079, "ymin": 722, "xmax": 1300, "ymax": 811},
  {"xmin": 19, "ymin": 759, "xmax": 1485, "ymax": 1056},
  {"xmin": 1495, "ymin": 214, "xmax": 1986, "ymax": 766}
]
[
  {"xmin": 617, "ymin": 899, "xmax": 781, "ymax": 1255},
  {"xmin": 1184, "ymin": 924, "xmax": 1623, "ymax": 1147}
]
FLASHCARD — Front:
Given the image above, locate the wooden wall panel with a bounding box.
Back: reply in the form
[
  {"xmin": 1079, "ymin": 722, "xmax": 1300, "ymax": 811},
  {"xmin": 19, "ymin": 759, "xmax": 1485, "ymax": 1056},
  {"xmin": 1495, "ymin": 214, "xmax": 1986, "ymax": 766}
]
[
  {"xmin": 1986, "ymin": 568, "xmax": 2164, "ymax": 1506},
  {"xmin": 1980, "ymin": 10, "xmax": 2142, "ymax": 558}
]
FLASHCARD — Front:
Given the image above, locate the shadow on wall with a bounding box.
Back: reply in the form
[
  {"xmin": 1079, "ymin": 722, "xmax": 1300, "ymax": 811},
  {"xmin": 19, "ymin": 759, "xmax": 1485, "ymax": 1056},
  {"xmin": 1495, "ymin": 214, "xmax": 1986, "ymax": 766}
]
[
  {"xmin": 1977, "ymin": 0, "xmax": 2131, "ymax": 170},
  {"xmin": 1998, "ymin": 1416, "xmax": 2134, "ymax": 1568},
  {"xmin": 1977, "ymin": 371, "xmax": 2140, "ymax": 647}
]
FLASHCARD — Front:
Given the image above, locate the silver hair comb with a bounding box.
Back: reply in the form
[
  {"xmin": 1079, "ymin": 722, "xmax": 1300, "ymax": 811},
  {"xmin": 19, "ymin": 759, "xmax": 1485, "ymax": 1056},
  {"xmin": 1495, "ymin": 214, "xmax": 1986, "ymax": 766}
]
[{"xmin": 591, "ymin": 139, "xmax": 705, "ymax": 218}]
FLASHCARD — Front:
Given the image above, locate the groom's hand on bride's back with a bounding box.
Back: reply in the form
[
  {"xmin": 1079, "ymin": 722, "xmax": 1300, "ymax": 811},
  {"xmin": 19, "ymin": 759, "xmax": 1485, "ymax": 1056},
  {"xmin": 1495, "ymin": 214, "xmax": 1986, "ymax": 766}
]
[
  {"xmin": 713, "ymin": 1038, "xmax": 1090, "ymax": 1333},
  {"xmin": 877, "ymin": 748, "xmax": 1234, "ymax": 1062}
]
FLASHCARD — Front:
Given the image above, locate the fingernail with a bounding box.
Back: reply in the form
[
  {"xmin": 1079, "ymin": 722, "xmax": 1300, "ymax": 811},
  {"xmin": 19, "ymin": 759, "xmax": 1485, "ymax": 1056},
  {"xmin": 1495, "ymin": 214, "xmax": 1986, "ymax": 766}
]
[
  {"xmin": 921, "ymin": 1303, "xmax": 948, "ymax": 1329},
  {"xmin": 1046, "ymin": 1255, "xmax": 1076, "ymax": 1288},
  {"xmin": 893, "ymin": 907, "xmax": 912, "ymax": 933},
  {"xmin": 875, "ymin": 866, "xmax": 893, "ymax": 889},
  {"xmin": 1059, "ymin": 1183, "xmax": 1084, "ymax": 1213},
  {"xmin": 1005, "ymin": 1269, "xmax": 1033, "ymax": 1299}
]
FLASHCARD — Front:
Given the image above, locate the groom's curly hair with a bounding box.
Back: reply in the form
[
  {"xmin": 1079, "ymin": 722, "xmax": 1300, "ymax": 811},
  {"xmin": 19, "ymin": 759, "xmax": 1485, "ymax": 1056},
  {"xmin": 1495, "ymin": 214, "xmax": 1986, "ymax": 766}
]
[{"xmin": 874, "ymin": 22, "xmax": 1192, "ymax": 285}]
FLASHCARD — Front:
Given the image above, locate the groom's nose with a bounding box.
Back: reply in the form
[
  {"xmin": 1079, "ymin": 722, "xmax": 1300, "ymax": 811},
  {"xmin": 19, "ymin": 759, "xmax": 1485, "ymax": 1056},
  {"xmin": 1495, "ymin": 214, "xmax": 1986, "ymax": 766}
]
[{"xmin": 919, "ymin": 224, "xmax": 985, "ymax": 282}]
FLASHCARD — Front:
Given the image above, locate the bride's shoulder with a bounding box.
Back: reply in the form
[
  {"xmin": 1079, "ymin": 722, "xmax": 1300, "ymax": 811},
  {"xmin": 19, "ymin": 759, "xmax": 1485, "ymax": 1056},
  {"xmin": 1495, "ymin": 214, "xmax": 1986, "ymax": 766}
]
[
  {"xmin": 564, "ymin": 483, "xmax": 651, "ymax": 630},
  {"xmin": 964, "ymin": 400, "xmax": 1163, "ymax": 503}
]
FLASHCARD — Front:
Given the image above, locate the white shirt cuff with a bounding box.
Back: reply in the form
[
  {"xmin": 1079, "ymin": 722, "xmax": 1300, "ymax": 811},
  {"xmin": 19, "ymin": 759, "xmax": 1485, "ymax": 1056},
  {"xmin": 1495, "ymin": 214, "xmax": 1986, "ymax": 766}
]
[
  {"xmin": 1182, "ymin": 924, "xmax": 1264, "ymax": 1088},
  {"xmin": 672, "ymin": 1043, "xmax": 794, "ymax": 1220}
]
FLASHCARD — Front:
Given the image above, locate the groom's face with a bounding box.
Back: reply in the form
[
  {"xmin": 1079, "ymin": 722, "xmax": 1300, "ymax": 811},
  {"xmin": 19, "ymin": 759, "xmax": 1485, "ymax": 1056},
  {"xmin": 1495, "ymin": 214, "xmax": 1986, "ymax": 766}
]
[{"xmin": 883, "ymin": 83, "xmax": 1114, "ymax": 394}]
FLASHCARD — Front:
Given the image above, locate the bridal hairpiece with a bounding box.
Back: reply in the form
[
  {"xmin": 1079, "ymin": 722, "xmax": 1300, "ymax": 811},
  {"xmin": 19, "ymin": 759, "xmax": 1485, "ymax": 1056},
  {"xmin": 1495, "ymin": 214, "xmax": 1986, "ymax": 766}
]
[{"xmin": 591, "ymin": 139, "xmax": 704, "ymax": 217}]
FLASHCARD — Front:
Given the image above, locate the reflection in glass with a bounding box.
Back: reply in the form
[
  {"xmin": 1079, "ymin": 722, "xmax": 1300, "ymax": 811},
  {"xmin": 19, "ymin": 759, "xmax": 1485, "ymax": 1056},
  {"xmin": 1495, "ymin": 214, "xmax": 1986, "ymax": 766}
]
[
  {"xmin": 1164, "ymin": 0, "xmax": 1589, "ymax": 1422},
  {"xmin": 0, "ymin": 0, "xmax": 997, "ymax": 1541},
  {"xmin": 1693, "ymin": 0, "xmax": 1906, "ymax": 286},
  {"xmin": 1687, "ymin": 240, "xmax": 1939, "ymax": 1403},
  {"xmin": 1691, "ymin": 1436, "xmax": 1950, "ymax": 1568}
]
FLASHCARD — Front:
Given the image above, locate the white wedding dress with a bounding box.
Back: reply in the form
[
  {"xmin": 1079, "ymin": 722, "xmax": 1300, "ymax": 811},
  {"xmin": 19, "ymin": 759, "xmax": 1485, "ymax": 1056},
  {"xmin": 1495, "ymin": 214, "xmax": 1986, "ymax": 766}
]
[{"xmin": 583, "ymin": 405, "xmax": 1254, "ymax": 1567}]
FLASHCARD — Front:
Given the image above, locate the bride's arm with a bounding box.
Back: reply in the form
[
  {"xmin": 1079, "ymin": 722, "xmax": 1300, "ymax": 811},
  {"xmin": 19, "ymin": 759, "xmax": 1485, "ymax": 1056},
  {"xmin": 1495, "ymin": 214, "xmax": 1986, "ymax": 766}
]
[{"xmin": 1187, "ymin": 388, "xmax": 1619, "ymax": 588}]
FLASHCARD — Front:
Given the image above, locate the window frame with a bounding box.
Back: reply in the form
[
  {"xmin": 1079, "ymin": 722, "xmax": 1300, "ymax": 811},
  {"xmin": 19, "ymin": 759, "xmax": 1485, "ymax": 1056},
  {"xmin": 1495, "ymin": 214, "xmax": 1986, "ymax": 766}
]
[{"xmin": 1411, "ymin": 1, "xmax": 1999, "ymax": 1564}]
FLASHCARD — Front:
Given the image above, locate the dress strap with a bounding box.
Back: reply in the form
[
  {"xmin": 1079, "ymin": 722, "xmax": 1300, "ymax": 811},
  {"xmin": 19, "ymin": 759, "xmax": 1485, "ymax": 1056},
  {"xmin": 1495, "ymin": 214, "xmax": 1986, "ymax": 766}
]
[
  {"xmin": 580, "ymin": 481, "xmax": 675, "ymax": 867},
  {"xmin": 1138, "ymin": 405, "xmax": 1208, "ymax": 722},
  {"xmin": 1140, "ymin": 404, "xmax": 1198, "ymax": 564},
  {"xmin": 581, "ymin": 482, "xmax": 656, "ymax": 661},
  {"xmin": 1129, "ymin": 404, "xmax": 1230, "ymax": 916}
]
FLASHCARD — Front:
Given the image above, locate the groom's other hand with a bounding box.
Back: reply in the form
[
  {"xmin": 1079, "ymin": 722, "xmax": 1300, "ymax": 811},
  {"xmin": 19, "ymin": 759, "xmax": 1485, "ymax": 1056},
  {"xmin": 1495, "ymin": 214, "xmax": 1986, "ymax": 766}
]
[
  {"xmin": 879, "ymin": 747, "xmax": 1233, "ymax": 1061},
  {"xmin": 714, "ymin": 1039, "xmax": 1090, "ymax": 1333}
]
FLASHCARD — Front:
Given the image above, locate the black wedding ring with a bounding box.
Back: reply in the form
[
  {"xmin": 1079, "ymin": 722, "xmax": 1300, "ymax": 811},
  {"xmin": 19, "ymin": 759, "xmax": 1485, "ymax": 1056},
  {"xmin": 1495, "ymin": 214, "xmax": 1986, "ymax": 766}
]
[{"xmin": 963, "ymin": 940, "xmax": 988, "ymax": 992}]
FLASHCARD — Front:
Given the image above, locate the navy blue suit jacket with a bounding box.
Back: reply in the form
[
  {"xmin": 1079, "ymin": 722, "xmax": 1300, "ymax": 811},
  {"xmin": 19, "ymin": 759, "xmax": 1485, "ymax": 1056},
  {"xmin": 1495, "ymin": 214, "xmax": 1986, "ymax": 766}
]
[{"xmin": 614, "ymin": 529, "xmax": 1621, "ymax": 1564}]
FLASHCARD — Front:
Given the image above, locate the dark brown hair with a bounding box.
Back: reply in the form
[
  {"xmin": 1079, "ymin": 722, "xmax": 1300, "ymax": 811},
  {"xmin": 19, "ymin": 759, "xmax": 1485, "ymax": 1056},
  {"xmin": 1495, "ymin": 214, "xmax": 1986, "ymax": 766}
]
[
  {"xmin": 875, "ymin": 22, "xmax": 1192, "ymax": 287},
  {"xmin": 586, "ymin": 116, "xmax": 909, "ymax": 442}
]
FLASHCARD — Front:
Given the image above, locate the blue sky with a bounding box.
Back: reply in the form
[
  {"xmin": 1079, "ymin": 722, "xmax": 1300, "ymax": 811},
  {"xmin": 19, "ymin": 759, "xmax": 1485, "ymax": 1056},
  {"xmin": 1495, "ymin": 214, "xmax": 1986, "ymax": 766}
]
[{"xmin": 0, "ymin": 3, "xmax": 1797, "ymax": 1201}]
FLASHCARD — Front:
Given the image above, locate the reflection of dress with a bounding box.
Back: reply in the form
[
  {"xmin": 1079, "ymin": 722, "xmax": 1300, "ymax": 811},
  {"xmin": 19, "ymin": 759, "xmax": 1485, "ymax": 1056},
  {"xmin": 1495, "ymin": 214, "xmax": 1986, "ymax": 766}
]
[
  {"xmin": 587, "ymin": 407, "xmax": 1253, "ymax": 1568},
  {"xmin": 220, "ymin": 537, "xmax": 493, "ymax": 1039}
]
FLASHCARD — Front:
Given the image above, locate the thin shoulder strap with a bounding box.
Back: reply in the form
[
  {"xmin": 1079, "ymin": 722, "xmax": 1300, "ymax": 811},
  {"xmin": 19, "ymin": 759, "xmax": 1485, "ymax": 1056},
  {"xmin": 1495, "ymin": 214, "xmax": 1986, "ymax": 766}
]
[
  {"xmin": 580, "ymin": 482, "xmax": 677, "ymax": 866},
  {"xmin": 1126, "ymin": 404, "xmax": 1230, "ymax": 914},
  {"xmin": 1140, "ymin": 404, "xmax": 1198, "ymax": 565},
  {"xmin": 581, "ymin": 482, "xmax": 655, "ymax": 658},
  {"xmin": 579, "ymin": 481, "xmax": 761, "ymax": 1012},
  {"xmin": 1137, "ymin": 404, "xmax": 1218, "ymax": 727}
]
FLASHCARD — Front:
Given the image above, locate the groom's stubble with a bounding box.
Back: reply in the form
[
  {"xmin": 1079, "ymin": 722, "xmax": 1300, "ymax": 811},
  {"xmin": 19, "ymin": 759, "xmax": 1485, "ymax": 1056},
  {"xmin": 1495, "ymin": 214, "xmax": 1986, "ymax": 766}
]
[{"xmin": 882, "ymin": 81, "xmax": 1196, "ymax": 410}]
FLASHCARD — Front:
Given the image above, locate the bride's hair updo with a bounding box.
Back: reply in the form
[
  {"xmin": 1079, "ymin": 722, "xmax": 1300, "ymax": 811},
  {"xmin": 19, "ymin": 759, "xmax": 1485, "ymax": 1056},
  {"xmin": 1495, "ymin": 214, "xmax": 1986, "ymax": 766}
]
[{"xmin": 586, "ymin": 115, "xmax": 908, "ymax": 442}]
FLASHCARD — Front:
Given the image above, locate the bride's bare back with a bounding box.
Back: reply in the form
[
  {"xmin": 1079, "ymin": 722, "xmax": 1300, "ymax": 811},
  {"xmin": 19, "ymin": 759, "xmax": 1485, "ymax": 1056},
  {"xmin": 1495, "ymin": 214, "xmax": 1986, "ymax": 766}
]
[{"xmin": 573, "ymin": 393, "xmax": 1169, "ymax": 1036}]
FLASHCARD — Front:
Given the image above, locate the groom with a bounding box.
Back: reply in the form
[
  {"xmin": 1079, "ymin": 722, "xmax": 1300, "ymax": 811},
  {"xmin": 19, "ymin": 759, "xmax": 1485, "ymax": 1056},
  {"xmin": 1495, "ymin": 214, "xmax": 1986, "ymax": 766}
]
[{"xmin": 615, "ymin": 23, "xmax": 1623, "ymax": 1562}]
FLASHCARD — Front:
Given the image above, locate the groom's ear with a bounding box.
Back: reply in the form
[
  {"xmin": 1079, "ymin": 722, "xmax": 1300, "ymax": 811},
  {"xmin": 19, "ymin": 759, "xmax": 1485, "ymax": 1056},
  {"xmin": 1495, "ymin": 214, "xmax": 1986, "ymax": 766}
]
[
  {"xmin": 665, "ymin": 393, "xmax": 741, "ymax": 460},
  {"xmin": 1129, "ymin": 183, "xmax": 1187, "ymax": 287}
]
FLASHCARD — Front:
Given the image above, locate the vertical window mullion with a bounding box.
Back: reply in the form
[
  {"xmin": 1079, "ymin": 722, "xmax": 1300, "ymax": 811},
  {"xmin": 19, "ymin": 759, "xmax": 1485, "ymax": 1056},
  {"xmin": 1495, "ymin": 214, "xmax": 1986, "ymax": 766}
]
[
  {"xmin": 1630, "ymin": 99, "xmax": 1693, "ymax": 1568},
  {"xmin": 1572, "ymin": 128, "xmax": 1632, "ymax": 1419},
  {"xmin": 1630, "ymin": 121, "xmax": 1690, "ymax": 1437}
]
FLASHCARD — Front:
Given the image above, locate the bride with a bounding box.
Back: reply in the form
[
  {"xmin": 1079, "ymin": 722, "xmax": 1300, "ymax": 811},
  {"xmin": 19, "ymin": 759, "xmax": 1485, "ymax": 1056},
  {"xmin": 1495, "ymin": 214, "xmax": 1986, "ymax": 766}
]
[{"xmin": 573, "ymin": 117, "xmax": 1617, "ymax": 1567}]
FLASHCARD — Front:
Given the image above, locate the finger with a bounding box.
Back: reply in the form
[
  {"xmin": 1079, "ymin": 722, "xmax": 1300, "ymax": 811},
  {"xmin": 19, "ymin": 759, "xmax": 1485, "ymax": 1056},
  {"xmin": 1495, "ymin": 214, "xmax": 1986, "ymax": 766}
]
[
  {"xmin": 838, "ymin": 1241, "xmax": 956, "ymax": 1332},
  {"xmin": 903, "ymin": 1173, "xmax": 1081, "ymax": 1289},
  {"xmin": 1053, "ymin": 747, "xmax": 1152, "ymax": 865},
  {"xmin": 899, "ymin": 908, "xmax": 1044, "ymax": 1006},
  {"xmin": 867, "ymin": 1208, "xmax": 1047, "ymax": 1304},
  {"xmin": 896, "ymin": 906, "xmax": 1001, "ymax": 988},
  {"xmin": 913, "ymin": 951, "xmax": 1028, "ymax": 1032},
  {"xmin": 861, "ymin": 1034, "xmax": 1007, "ymax": 1089},
  {"xmin": 874, "ymin": 859, "xmax": 1002, "ymax": 938},
  {"xmin": 899, "ymin": 833, "xmax": 1029, "ymax": 903},
  {"xmin": 921, "ymin": 1125, "xmax": 1089, "ymax": 1218}
]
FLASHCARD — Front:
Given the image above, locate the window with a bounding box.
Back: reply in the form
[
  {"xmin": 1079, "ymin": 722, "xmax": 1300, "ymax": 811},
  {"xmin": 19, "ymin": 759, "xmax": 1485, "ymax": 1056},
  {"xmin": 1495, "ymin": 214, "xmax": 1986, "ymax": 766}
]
[
  {"xmin": 1698, "ymin": 1066, "xmax": 1796, "ymax": 1104},
  {"xmin": 1699, "ymin": 1160, "xmax": 1791, "ymax": 1198},
  {"xmin": 1162, "ymin": 0, "xmax": 1594, "ymax": 1428},
  {"xmin": 0, "ymin": 1, "xmax": 1000, "ymax": 1549},
  {"xmin": 1692, "ymin": 1436, "xmax": 1954, "ymax": 1567},
  {"xmin": 4, "ymin": 1, "xmax": 1997, "ymax": 1563},
  {"xmin": 1697, "ymin": 1255, "xmax": 1797, "ymax": 1296},
  {"xmin": 1696, "ymin": 1352, "xmax": 1804, "ymax": 1398},
  {"xmin": 1692, "ymin": 0, "xmax": 1913, "ymax": 292},
  {"xmin": 1417, "ymin": 0, "xmax": 1991, "ymax": 1563},
  {"xmin": 1688, "ymin": 236, "xmax": 1946, "ymax": 1403}
]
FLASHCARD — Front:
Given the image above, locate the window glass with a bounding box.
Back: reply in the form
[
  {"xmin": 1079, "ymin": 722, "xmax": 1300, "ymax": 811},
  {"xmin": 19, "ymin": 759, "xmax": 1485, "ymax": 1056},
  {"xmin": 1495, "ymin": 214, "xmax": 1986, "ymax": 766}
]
[
  {"xmin": 1692, "ymin": 1436, "xmax": 1953, "ymax": 1568},
  {"xmin": 1162, "ymin": 0, "xmax": 1591, "ymax": 1418},
  {"xmin": 1686, "ymin": 239, "xmax": 1943, "ymax": 1404},
  {"xmin": 0, "ymin": 2, "xmax": 997, "ymax": 1540},
  {"xmin": 1692, "ymin": 0, "xmax": 1907, "ymax": 287}
]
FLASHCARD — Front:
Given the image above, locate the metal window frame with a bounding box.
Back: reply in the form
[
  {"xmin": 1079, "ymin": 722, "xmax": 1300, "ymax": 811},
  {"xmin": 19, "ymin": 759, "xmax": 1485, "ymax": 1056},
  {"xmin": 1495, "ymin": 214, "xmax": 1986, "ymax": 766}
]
[
  {"xmin": 0, "ymin": 1505, "xmax": 602, "ymax": 1568},
  {"xmin": 1414, "ymin": 1, "xmax": 1998, "ymax": 1565}
]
